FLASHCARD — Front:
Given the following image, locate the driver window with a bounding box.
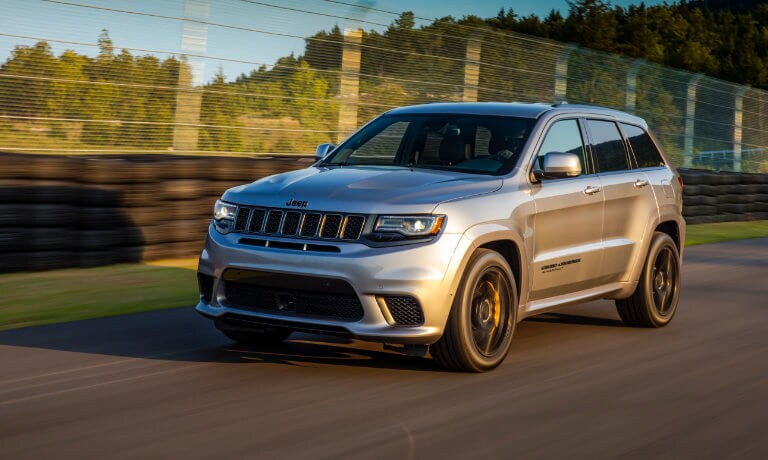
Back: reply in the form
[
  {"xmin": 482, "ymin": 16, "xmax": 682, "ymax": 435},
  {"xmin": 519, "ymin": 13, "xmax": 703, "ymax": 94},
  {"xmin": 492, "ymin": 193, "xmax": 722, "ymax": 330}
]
[{"xmin": 536, "ymin": 119, "xmax": 586, "ymax": 175}]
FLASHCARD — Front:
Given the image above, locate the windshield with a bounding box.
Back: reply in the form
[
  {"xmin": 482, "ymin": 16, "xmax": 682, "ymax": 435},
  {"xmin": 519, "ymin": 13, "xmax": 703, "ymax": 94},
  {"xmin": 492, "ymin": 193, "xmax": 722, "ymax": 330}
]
[{"xmin": 321, "ymin": 114, "xmax": 535, "ymax": 175}]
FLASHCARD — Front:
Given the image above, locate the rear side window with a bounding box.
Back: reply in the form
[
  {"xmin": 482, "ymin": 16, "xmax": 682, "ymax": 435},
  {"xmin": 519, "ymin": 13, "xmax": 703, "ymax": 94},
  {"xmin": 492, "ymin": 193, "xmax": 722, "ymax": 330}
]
[
  {"xmin": 586, "ymin": 119, "xmax": 629, "ymax": 173},
  {"xmin": 621, "ymin": 123, "xmax": 665, "ymax": 168}
]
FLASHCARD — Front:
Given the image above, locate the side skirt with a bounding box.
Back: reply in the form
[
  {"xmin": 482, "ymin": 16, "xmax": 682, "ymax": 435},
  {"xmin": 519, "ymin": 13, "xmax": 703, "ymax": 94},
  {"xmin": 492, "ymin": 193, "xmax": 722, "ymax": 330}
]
[{"xmin": 518, "ymin": 281, "xmax": 637, "ymax": 321}]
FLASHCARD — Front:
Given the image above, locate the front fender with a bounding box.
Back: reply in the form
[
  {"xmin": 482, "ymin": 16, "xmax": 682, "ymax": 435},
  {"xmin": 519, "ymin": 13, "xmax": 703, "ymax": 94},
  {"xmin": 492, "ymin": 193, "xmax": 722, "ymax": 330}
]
[{"xmin": 440, "ymin": 223, "xmax": 530, "ymax": 326}]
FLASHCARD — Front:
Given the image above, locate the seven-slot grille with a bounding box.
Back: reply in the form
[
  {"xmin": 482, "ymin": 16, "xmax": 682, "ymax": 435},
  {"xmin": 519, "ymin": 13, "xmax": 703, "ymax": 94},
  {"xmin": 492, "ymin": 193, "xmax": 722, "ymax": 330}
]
[{"xmin": 232, "ymin": 206, "xmax": 366, "ymax": 241}]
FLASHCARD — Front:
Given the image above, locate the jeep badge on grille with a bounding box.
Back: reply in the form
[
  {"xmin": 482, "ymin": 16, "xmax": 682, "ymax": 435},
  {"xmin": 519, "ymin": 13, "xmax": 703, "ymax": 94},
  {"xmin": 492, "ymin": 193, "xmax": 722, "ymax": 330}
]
[{"xmin": 285, "ymin": 198, "xmax": 308, "ymax": 208}]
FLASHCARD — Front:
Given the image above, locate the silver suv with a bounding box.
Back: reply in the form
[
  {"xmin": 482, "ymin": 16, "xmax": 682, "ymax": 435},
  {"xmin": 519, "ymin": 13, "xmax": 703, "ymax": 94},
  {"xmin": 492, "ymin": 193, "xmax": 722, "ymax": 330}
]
[{"xmin": 196, "ymin": 103, "xmax": 685, "ymax": 372}]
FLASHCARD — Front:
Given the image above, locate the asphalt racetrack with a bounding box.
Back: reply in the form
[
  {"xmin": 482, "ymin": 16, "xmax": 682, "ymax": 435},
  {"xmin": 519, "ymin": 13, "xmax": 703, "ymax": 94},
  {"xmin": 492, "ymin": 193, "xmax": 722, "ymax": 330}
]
[{"xmin": 1, "ymin": 239, "xmax": 766, "ymax": 459}]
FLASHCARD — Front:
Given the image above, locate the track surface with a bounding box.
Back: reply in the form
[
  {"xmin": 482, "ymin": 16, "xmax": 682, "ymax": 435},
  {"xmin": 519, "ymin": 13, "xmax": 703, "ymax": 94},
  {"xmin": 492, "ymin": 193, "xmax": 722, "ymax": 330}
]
[{"xmin": 1, "ymin": 239, "xmax": 767, "ymax": 459}]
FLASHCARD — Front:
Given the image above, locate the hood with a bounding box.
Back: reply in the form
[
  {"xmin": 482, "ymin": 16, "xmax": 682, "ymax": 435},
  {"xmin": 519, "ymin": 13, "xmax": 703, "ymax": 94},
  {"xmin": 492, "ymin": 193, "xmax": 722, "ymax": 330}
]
[{"xmin": 222, "ymin": 165, "xmax": 502, "ymax": 214}]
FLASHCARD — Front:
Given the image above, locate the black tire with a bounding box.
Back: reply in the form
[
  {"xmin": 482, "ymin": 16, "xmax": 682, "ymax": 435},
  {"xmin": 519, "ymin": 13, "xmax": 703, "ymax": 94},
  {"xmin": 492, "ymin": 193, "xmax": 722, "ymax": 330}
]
[
  {"xmin": 683, "ymin": 204, "xmax": 716, "ymax": 217},
  {"xmin": 719, "ymin": 184, "xmax": 746, "ymax": 194},
  {"xmin": 431, "ymin": 249, "xmax": 517, "ymax": 372},
  {"xmin": 77, "ymin": 187, "xmax": 123, "ymax": 207},
  {"xmin": 215, "ymin": 321, "xmax": 292, "ymax": 345},
  {"xmin": 714, "ymin": 213, "xmax": 738, "ymax": 223},
  {"xmin": 717, "ymin": 203, "xmax": 750, "ymax": 214},
  {"xmin": 616, "ymin": 232, "xmax": 681, "ymax": 328},
  {"xmin": 684, "ymin": 216, "xmax": 714, "ymax": 225},
  {"xmin": 682, "ymin": 184, "xmax": 703, "ymax": 196},
  {"xmin": 718, "ymin": 194, "xmax": 755, "ymax": 205},
  {"xmin": 683, "ymin": 195, "xmax": 717, "ymax": 207}
]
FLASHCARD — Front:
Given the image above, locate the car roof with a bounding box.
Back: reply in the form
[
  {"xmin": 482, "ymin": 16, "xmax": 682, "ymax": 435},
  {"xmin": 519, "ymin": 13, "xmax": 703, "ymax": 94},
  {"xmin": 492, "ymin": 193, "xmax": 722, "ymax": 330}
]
[
  {"xmin": 387, "ymin": 102, "xmax": 552, "ymax": 118},
  {"xmin": 385, "ymin": 102, "xmax": 647, "ymax": 128}
]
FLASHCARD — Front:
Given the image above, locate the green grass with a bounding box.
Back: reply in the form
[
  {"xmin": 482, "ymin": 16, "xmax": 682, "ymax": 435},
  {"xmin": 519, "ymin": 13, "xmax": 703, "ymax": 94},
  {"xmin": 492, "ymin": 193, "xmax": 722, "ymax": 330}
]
[
  {"xmin": 685, "ymin": 220, "xmax": 768, "ymax": 246},
  {"xmin": 1, "ymin": 220, "xmax": 767, "ymax": 332},
  {"xmin": 0, "ymin": 264, "xmax": 198, "ymax": 331}
]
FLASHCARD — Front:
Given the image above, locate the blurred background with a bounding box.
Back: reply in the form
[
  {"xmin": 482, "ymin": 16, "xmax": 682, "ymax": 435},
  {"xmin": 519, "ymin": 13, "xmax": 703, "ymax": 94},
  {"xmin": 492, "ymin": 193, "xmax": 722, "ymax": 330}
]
[
  {"xmin": 1, "ymin": 0, "xmax": 768, "ymax": 323},
  {"xmin": 2, "ymin": 0, "xmax": 768, "ymax": 168}
]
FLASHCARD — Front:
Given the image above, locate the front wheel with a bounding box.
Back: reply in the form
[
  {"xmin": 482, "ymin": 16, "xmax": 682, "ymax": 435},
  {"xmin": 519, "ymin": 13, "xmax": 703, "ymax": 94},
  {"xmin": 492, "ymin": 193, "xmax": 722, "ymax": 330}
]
[
  {"xmin": 616, "ymin": 232, "xmax": 681, "ymax": 327},
  {"xmin": 431, "ymin": 249, "xmax": 518, "ymax": 372}
]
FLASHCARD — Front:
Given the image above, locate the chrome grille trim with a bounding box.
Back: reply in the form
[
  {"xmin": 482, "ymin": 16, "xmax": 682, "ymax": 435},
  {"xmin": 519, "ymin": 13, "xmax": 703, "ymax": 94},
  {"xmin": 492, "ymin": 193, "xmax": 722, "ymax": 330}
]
[
  {"xmin": 281, "ymin": 211, "xmax": 302, "ymax": 236},
  {"xmin": 248, "ymin": 209, "xmax": 266, "ymax": 233},
  {"xmin": 341, "ymin": 215, "xmax": 365, "ymax": 240},
  {"xmin": 232, "ymin": 206, "xmax": 367, "ymax": 241},
  {"xmin": 300, "ymin": 213, "xmax": 322, "ymax": 237},
  {"xmin": 264, "ymin": 210, "xmax": 283, "ymax": 234},
  {"xmin": 320, "ymin": 214, "xmax": 343, "ymax": 239}
]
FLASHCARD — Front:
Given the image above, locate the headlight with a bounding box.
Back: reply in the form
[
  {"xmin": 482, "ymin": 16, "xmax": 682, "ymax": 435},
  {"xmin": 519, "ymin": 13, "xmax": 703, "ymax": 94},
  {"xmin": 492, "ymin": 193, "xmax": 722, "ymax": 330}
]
[
  {"xmin": 373, "ymin": 215, "xmax": 444, "ymax": 237},
  {"xmin": 214, "ymin": 200, "xmax": 237, "ymax": 221},
  {"xmin": 212, "ymin": 200, "xmax": 238, "ymax": 234}
]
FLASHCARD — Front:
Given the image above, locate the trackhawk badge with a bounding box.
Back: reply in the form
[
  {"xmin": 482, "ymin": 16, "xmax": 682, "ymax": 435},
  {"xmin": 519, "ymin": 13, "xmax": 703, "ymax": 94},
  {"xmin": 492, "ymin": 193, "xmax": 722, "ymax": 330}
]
[{"xmin": 285, "ymin": 198, "xmax": 309, "ymax": 208}]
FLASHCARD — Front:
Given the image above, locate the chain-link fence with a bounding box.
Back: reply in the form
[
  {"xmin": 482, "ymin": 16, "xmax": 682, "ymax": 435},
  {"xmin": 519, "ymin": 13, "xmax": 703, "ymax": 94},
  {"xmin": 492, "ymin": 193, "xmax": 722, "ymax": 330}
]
[{"xmin": 1, "ymin": 0, "xmax": 767, "ymax": 173}]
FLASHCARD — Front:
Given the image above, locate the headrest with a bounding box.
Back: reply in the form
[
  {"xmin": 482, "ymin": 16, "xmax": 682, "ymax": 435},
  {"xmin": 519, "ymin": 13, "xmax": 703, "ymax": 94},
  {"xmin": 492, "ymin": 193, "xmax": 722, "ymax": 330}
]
[
  {"xmin": 489, "ymin": 127, "xmax": 526, "ymax": 155},
  {"xmin": 439, "ymin": 135, "xmax": 465, "ymax": 164},
  {"xmin": 489, "ymin": 133, "xmax": 508, "ymax": 154}
]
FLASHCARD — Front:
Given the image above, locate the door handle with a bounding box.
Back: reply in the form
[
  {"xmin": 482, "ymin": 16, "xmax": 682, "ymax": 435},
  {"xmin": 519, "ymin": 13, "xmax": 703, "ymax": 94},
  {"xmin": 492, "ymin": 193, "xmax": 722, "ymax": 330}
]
[
  {"xmin": 634, "ymin": 179, "xmax": 649, "ymax": 188},
  {"xmin": 584, "ymin": 185, "xmax": 601, "ymax": 195}
]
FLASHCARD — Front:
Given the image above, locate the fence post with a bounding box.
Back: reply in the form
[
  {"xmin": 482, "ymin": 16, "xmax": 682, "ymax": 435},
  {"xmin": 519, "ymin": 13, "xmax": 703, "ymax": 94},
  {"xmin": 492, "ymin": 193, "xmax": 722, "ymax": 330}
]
[
  {"xmin": 553, "ymin": 44, "xmax": 577, "ymax": 102},
  {"xmin": 624, "ymin": 59, "xmax": 644, "ymax": 113},
  {"xmin": 684, "ymin": 73, "xmax": 704, "ymax": 167},
  {"xmin": 733, "ymin": 85, "xmax": 748, "ymax": 172},
  {"xmin": 337, "ymin": 28, "xmax": 362, "ymax": 144},
  {"xmin": 173, "ymin": 0, "xmax": 209, "ymax": 152},
  {"xmin": 462, "ymin": 36, "xmax": 482, "ymax": 102}
]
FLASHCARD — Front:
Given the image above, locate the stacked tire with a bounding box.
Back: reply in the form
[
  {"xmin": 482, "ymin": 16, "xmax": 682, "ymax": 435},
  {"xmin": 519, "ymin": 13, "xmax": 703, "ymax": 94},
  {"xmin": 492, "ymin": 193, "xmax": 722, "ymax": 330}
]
[
  {"xmin": 0, "ymin": 153, "xmax": 311, "ymax": 273},
  {"xmin": 680, "ymin": 169, "xmax": 768, "ymax": 224}
]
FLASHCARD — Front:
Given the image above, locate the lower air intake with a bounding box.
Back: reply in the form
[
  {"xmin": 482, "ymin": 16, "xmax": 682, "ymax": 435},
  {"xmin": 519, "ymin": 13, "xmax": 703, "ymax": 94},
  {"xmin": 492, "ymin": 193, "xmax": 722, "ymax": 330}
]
[
  {"xmin": 197, "ymin": 272, "xmax": 214, "ymax": 303},
  {"xmin": 222, "ymin": 269, "xmax": 364, "ymax": 322},
  {"xmin": 382, "ymin": 296, "xmax": 424, "ymax": 326}
]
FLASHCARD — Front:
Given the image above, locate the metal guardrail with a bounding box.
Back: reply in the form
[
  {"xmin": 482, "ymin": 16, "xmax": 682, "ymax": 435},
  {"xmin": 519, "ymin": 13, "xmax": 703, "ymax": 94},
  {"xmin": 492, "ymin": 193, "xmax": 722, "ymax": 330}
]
[{"xmin": 0, "ymin": 0, "xmax": 766, "ymax": 173}]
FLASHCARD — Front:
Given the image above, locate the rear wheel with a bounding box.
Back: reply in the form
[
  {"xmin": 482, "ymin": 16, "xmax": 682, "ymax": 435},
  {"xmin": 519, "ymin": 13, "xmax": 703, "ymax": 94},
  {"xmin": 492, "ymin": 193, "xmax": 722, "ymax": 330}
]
[
  {"xmin": 431, "ymin": 249, "xmax": 517, "ymax": 372},
  {"xmin": 616, "ymin": 232, "xmax": 681, "ymax": 327},
  {"xmin": 215, "ymin": 321, "xmax": 292, "ymax": 345}
]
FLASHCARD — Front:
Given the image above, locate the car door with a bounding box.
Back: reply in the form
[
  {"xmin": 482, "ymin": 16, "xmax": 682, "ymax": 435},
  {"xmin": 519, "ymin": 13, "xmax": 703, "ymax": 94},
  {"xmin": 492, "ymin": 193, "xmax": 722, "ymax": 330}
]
[
  {"xmin": 529, "ymin": 118, "xmax": 606, "ymax": 301},
  {"xmin": 621, "ymin": 122, "xmax": 676, "ymax": 206},
  {"xmin": 586, "ymin": 119, "xmax": 659, "ymax": 283}
]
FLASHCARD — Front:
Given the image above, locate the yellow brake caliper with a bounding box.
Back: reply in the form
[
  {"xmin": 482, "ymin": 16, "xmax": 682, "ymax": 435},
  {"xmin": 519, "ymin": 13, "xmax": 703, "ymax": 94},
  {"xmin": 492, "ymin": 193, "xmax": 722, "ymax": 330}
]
[{"xmin": 482, "ymin": 280, "xmax": 501, "ymax": 329}]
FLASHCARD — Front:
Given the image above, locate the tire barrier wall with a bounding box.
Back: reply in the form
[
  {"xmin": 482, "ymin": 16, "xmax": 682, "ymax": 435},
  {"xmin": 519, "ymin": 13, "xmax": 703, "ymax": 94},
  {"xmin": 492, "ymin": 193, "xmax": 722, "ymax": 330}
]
[
  {"xmin": 679, "ymin": 168, "xmax": 768, "ymax": 225},
  {"xmin": 0, "ymin": 153, "xmax": 314, "ymax": 273},
  {"xmin": 0, "ymin": 155, "xmax": 766, "ymax": 273}
]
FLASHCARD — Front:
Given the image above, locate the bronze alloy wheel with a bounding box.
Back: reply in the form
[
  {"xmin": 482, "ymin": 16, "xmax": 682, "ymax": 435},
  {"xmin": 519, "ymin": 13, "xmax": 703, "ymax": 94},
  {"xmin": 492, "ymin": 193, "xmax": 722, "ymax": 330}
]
[
  {"xmin": 431, "ymin": 248, "xmax": 518, "ymax": 372},
  {"xmin": 616, "ymin": 232, "xmax": 681, "ymax": 328},
  {"xmin": 650, "ymin": 245, "xmax": 678, "ymax": 317},
  {"xmin": 470, "ymin": 267, "xmax": 513, "ymax": 357}
]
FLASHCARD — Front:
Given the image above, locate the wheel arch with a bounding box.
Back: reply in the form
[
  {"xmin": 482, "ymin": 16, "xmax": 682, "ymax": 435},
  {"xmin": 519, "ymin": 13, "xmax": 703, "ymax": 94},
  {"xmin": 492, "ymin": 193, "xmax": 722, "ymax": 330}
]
[
  {"xmin": 655, "ymin": 220, "xmax": 681, "ymax": 251},
  {"xmin": 478, "ymin": 240, "xmax": 522, "ymax": 300},
  {"xmin": 444, "ymin": 224, "xmax": 528, "ymax": 315}
]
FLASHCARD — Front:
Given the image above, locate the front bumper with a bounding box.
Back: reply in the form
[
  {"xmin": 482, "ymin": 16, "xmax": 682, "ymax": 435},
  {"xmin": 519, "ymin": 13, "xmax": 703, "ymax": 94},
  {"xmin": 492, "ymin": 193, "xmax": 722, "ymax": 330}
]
[{"xmin": 196, "ymin": 223, "xmax": 465, "ymax": 344}]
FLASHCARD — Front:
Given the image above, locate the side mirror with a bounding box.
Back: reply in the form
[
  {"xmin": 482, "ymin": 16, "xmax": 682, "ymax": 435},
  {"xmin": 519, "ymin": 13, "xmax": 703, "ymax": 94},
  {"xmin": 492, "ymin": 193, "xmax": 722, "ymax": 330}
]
[
  {"xmin": 533, "ymin": 152, "xmax": 582, "ymax": 181},
  {"xmin": 314, "ymin": 143, "xmax": 334, "ymax": 162}
]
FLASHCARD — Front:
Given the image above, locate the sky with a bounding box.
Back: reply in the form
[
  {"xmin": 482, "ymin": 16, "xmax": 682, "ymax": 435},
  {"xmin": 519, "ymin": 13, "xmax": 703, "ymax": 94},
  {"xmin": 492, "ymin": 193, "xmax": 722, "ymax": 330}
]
[{"xmin": 0, "ymin": 0, "xmax": 668, "ymax": 82}]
